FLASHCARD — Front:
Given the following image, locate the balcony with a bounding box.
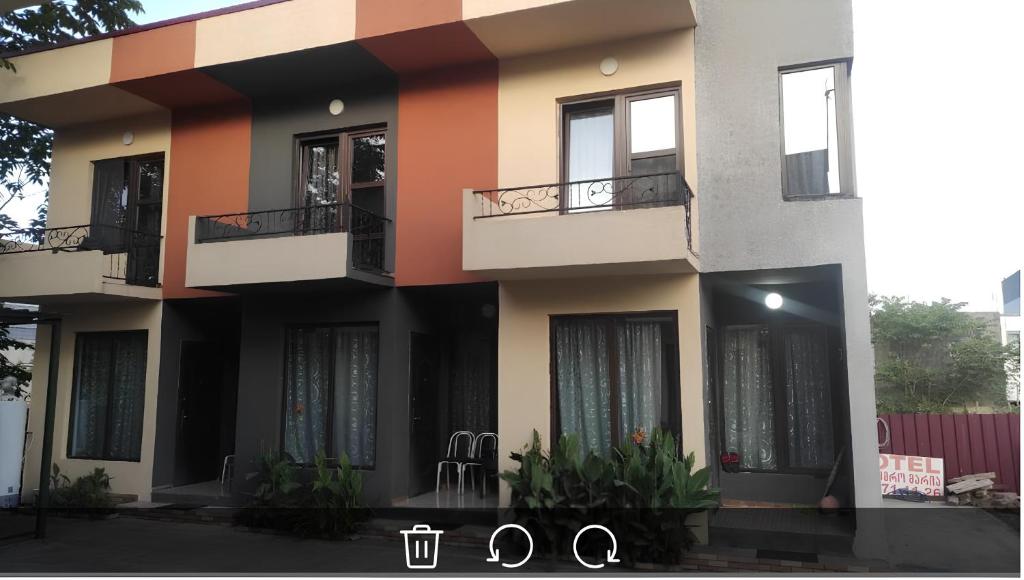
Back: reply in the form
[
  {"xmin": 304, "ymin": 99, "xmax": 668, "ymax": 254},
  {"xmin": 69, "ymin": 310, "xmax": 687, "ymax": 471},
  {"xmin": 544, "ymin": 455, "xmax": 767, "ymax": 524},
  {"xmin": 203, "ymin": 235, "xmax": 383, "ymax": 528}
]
[
  {"xmin": 0, "ymin": 225, "xmax": 162, "ymax": 303},
  {"xmin": 186, "ymin": 203, "xmax": 391, "ymax": 291},
  {"xmin": 463, "ymin": 172, "xmax": 697, "ymax": 279}
]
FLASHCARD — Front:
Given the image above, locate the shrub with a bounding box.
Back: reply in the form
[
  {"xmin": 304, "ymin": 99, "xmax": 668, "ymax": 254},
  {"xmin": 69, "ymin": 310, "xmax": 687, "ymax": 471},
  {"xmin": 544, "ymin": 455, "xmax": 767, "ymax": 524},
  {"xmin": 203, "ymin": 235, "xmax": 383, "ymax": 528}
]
[
  {"xmin": 501, "ymin": 429, "xmax": 719, "ymax": 565},
  {"xmin": 48, "ymin": 464, "xmax": 115, "ymax": 513},
  {"xmin": 237, "ymin": 450, "xmax": 366, "ymax": 538}
]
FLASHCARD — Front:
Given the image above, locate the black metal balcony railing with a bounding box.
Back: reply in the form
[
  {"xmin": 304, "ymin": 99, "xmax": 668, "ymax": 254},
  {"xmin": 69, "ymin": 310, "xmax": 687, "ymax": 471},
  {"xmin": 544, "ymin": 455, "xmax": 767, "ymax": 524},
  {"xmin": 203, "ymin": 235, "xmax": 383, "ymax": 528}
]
[
  {"xmin": 194, "ymin": 202, "xmax": 390, "ymax": 274},
  {"xmin": 472, "ymin": 171, "xmax": 695, "ymax": 252},
  {"xmin": 0, "ymin": 224, "xmax": 162, "ymax": 287}
]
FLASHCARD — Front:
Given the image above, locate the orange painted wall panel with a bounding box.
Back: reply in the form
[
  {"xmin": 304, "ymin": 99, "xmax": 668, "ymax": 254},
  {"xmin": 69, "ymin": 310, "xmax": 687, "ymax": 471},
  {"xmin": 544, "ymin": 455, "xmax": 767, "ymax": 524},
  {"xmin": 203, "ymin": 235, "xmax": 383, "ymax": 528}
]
[
  {"xmin": 164, "ymin": 100, "xmax": 252, "ymax": 299},
  {"xmin": 355, "ymin": 0, "xmax": 461, "ymax": 39},
  {"xmin": 110, "ymin": 21, "xmax": 196, "ymax": 83},
  {"xmin": 394, "ymin": 60, "xmax": 498, "ymax": 286}
]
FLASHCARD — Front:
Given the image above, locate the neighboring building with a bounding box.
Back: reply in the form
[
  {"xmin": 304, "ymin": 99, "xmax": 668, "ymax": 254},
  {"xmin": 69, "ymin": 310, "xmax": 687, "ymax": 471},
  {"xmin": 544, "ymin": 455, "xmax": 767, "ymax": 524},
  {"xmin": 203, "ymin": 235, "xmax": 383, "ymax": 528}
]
[
  {"xmin": 0, "ymin": 0, "xmax": 877, "ymax": 544},
  {"xmin": 1001, "ymin": 270, "xmax": 1021, "ymax": 403},
  {"xmin": 0, "ymin": 302, "xmax": 35, "ymax": 389}
]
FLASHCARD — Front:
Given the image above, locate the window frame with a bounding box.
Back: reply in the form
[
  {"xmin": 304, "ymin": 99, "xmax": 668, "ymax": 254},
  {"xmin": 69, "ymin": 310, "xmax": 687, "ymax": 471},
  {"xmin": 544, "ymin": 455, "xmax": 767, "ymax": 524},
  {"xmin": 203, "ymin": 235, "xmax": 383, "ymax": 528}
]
[
  {"xmin": 66, "ymin": 330, "xmax": 149, "ymax": 462},
  {"xmin": 292, "ymin": 125, "xmax": 388, "ymax": 210},
  {"xmin": 278, "ymin": 322, "xmax": 381, "ymax": 470},
  {"xmin": 557, "ymin": 83, "xmax": 684, "ymax": 210},
  {"xmin": 778, "ymin": 59, "xmax": 856, "ymax": 200},
  {"xmin": 548, "ymin": 311, "xmax": 683, "ymax": 450}
]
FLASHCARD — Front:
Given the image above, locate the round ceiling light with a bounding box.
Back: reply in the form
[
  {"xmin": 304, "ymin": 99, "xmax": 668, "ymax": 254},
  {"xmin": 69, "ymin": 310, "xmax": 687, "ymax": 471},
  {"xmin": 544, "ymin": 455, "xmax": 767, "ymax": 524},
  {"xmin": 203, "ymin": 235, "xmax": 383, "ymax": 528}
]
[
  {"xmin": 765, "ymin": 292, "xmax": 784, "ymax": 310},
  {"xmin": 599, "ymin": 57, "xmax": 619, "ymax": 76},
  {"xmin": 329, "ymin": 99, "xmax": 345, "ymax": 116}
]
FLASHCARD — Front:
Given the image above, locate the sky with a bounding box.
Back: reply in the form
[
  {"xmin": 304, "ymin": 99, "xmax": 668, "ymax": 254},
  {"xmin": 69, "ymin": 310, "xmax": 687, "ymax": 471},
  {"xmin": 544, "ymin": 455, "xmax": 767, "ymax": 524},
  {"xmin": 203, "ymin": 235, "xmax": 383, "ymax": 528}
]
[{"xmin": 4, "ymin": 0, "xmax": 1022, "ymax": 312}]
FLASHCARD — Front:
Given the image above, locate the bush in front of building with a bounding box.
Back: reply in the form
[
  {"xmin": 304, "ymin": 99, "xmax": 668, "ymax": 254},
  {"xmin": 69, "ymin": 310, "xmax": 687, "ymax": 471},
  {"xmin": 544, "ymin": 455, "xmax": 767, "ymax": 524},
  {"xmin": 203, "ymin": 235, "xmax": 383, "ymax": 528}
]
[
  {"xmin": 501, "ymin": 428, "xmax": 719, "ymax": 565},
  {"xmin": 47, "ymin": 464, "xmax": 115, "ymax": 516},
  {"xmin": 236, "ymin": 450, "xmax": 366, "ymax": 539}
]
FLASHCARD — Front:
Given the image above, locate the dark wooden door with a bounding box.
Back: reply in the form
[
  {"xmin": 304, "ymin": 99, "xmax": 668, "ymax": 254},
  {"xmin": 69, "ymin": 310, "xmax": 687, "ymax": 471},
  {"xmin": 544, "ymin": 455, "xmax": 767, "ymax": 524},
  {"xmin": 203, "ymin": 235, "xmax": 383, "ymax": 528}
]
[
  {"xmin": 174, "ymin": 341, "xmax": 224, "ymax": 486},
  {"xmin": 409, "ymin": 333, "xmax": 441, "ymax": 497}
]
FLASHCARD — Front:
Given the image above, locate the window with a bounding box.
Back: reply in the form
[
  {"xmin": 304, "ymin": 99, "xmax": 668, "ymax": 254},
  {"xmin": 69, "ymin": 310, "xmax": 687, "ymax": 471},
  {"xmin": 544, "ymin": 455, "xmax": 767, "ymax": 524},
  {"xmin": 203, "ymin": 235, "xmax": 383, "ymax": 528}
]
[
  {"xmin": 91, "ymin": 154, "xmax": 164, "ymax": 247},
  {"xmin": 560, "ymin": 87, "xmax": 681, "ymax": 211},
  {"xmin": 780, "ymin": 61, "xmax": 855, "ymax": 198},
  {"xmin": 90, "ymin": 154, "xmax": 163, "ymax": 285},
  {"xmin": 720, "ymin": 324, "xmax": 834, "ymax": 472},
  {"xmin": 282, "ymin": 324, "xmax": 379, "ymax": 467},
  {"xmin": 295, "ymin": 127, "xmax": 387, "ymax": 233},
  {"xmin": 68, "ymin": 331, "xmax": 148, "ymax": 461},
  {"xmin": 551, "ymin": 314, "xmax": 680, "ymax": 456}
]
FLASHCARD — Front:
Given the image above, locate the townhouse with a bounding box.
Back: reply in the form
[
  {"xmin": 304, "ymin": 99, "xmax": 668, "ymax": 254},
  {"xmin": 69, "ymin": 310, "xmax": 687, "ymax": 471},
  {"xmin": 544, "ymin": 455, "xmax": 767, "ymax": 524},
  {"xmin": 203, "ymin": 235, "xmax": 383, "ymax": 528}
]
[{"xmin": 0, "ymin": 0, "xmax": 880, "ymax": 538}]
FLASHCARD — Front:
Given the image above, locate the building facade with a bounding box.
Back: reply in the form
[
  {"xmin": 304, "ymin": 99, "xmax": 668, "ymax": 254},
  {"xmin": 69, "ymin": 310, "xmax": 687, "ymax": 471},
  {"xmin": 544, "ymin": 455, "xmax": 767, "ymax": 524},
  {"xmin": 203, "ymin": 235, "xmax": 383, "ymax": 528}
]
[{"xmin": 0, "ymin": 0, "xmax": 879, "ymax": 540}]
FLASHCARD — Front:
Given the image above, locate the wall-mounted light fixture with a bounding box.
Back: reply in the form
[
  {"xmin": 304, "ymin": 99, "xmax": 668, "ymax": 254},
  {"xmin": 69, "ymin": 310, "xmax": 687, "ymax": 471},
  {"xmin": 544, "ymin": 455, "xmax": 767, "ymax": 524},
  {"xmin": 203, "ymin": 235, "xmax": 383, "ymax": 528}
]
[
  {"xmin": 765, "ymin": 292, "xmax": 784, "ymax": 310},
  {"xmin": 599, "ymin": 57, "xmax": 619, "ymax": 76},
  {"xmin": 122, "ymin": 131, "xmax": 134, "ymax": 146},
  {"xmin": 329, "ymin": 99, "xmax": 345, "ymax": 116}
]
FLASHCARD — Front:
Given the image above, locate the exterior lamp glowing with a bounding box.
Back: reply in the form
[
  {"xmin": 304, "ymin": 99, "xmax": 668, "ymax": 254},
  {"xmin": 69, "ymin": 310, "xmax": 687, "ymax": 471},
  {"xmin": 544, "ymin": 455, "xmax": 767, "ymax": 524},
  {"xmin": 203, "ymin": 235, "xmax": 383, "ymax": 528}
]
[{"xmin": 765, "ymin": 292, "xmax": 784, "ymax": 310}]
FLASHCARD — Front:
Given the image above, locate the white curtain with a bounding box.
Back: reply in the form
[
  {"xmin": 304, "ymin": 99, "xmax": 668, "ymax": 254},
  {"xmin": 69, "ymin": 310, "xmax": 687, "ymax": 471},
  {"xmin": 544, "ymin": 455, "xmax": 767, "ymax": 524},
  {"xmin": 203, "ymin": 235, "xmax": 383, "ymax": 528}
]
[
  {"xmin": 721, "ymin": 326, "xmax": 776, "ymax": 470},
  {"xmin": 554, "ymin": 319, "xmax": 612, "ymax": 456},
  {"xmin": 567, "ymin": 108, "xmax": 614, "ymax": 210},
  {"xmin": 616, "ymin": 320, "xmax": 663, "ymax": 438},
  {"xmin": 783, "ymin": 326, "xmax": 834, "ymax": 468},
  {"xmin": 284, "ymin": 327, "xmax": 331, "ymax": 464},
  {"xmin": 333, "ymin": 327, "xmax": 379, "ymax": 467}
]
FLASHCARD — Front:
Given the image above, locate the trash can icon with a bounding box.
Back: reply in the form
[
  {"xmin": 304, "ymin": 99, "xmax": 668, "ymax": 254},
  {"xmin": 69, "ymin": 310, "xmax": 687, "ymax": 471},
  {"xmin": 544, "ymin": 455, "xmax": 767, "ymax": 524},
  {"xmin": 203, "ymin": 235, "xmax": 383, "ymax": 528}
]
[{"xmin": 401, "ymin": 524, "xmax": 444, "ymax": 570}]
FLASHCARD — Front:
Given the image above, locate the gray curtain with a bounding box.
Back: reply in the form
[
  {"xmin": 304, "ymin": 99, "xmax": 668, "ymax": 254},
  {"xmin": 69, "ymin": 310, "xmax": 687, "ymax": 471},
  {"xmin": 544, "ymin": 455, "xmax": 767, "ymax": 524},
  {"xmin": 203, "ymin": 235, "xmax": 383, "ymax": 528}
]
[
  {"xmin": 721, "ymin": 326, "xmax": 776, "ymax": 470},
  {"xmin": 70, "ymin": 332, "xmax": 146, "ymax": 461},
  {"xmin": 90, "ymin": 159, "xmax": 129, "ymax": 250},
  {"xmin": 783, "ymin": 326, "xmax": 834, "ymax": 469},
  {"xmin": 448, "ymin": 331, "xmax": 494, "ymax": 434},
  {"xmin": 554, "ymin": 319, "xmax": 612, "ymax": 456},
  {"xmin": 616, "ymin": 320, "xmax": 663, "ymax": 438},
  {"xmin": 333, "ymin": 327, "xmax": 379, "ymax": 467},
  {"xmin": 284, "ymin": 327, "xmax": 331, "ymax": 463}
]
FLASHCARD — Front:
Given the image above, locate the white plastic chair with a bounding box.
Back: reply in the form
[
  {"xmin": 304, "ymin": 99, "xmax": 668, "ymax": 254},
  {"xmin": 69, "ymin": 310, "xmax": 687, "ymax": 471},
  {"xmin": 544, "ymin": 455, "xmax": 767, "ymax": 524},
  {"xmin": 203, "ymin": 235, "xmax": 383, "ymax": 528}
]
[
  {"xmin": 461, "ymin": 432, "xmax": 497, "ymax": 495},
  {"xmin": 436, "ymin": 431, "xmax": 474, "ymax": 493}
]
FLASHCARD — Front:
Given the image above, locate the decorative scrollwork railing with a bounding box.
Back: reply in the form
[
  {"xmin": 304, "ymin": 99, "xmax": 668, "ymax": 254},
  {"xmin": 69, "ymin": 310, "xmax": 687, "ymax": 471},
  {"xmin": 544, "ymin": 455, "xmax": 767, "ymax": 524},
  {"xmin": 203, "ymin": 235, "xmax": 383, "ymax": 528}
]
[
  {"xmin": 0, "ymin": 224, "xmax": 162, "ymax": 287},
  {"xmin": 195, "ymin": 202, "xmax": 390, "ymax": 274},
  {"xmin": 473, "ymin": 171, "xmax": 695, "ymax": 252}
]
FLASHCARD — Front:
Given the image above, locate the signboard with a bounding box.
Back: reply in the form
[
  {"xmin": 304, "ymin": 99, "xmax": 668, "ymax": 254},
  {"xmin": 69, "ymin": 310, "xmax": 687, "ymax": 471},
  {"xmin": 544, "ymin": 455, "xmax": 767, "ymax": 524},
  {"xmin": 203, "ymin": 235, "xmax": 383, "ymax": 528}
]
[{"xmin": 879, "ymin": 453, "xmax": 945, "ymax": 497}]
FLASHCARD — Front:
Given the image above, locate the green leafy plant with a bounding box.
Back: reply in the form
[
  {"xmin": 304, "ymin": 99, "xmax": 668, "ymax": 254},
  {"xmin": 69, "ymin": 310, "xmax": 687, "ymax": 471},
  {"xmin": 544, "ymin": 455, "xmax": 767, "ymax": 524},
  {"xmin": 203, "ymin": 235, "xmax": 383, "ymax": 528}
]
[
  {"xmin": 237, "ymin": 451, "xmax": 365, "ymax": 538},
  {"xmin": 296, "ymin": 451, "xmax": 365, "ymax": 538},
  {"xmin": 48, "ymin": 464, "xmax": 115, "ymax": 514},
  {"xmin": 501, "ymin": 429, "xmax": 719, "ymax": 565}
]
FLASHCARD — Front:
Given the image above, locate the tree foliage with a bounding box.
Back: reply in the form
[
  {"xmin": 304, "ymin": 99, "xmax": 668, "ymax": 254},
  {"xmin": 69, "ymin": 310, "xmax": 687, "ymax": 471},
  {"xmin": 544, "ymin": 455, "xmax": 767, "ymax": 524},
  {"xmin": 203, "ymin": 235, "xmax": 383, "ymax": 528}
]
[
  {"xmin": 1, "ymin": 0, "xmax": 143, "ymax": 211},
  {"xmin": 871, "ymin": 295, "xmax": 1016, "ymax": 413},
  {"xmin": 1, "ymin": 1, "xmax": 143, "ymax": 386}
]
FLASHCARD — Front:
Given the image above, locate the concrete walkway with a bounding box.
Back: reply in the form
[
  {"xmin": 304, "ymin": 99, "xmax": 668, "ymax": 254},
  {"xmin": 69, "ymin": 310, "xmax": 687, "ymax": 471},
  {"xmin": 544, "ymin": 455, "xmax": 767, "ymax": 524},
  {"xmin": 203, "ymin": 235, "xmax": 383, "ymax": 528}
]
[
  {"xmin": 0, "ymin": 514, "xmax": 573, "ymax": 574},
  {"xmin": 0, "ymin": 508, "xmax": 1018, "ymax": 574}
]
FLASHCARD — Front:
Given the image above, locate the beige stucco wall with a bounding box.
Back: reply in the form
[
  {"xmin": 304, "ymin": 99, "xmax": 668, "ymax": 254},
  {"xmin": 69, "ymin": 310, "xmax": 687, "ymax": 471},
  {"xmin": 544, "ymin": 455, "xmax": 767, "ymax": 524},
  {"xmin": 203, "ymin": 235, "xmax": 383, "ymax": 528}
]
[
  {"xmin": 496, "ymin": 30, "xmax": 697, "ymax": 193},
  {"xmin": 194, "ymin": 0, "xmax": 356, "ymax": 68},
  {"xmin": 21, "ymin": 301, "xmax": 163, "ymax": 502},
  {"xmin": 185, "ymin": 217, "xmax": 353, "ymax": 288},
  {"xmin": 0, "ymin": 39, "xmax": 113, "ymax": 106},
  {"xmin": 497, "ymin": 274, "xmax": 705, "ymax": 503},
  {"xmin": 463, "ymin": 190, "xmax": 697, "ymax": 277}
]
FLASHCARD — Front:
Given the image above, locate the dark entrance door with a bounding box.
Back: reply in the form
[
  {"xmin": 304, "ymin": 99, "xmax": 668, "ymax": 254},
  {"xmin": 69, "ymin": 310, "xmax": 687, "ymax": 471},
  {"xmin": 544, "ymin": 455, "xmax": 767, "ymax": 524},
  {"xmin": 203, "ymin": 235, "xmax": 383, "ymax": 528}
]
[
  {"xmin": 409, "ymin": 332, "xmax": 441, "ymax": 497},
  {"xmin": 175, "ymin": 341, "xmax": 225, "ymax": 486}
]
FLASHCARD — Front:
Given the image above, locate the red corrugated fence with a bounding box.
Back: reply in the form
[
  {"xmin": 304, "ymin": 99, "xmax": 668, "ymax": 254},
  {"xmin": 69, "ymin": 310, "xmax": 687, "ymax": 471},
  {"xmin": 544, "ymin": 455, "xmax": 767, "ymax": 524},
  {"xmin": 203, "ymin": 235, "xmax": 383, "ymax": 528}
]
[{"xmin": 877, "ymin": 413, "xmax": 1020, "ymax": 494}]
